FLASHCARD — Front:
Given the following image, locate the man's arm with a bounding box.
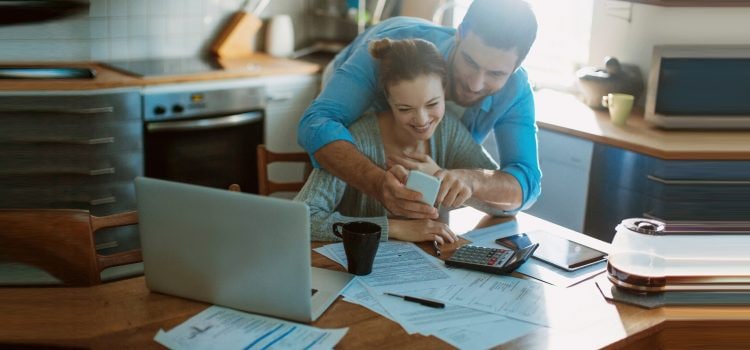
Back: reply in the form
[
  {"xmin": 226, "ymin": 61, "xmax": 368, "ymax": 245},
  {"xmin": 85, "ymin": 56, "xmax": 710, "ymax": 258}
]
[
  {"xmin": 447, "ymin": 169, "xmax": 522, "ymax": 211},
  {"xmin": 313, "ymin": 141, "xmax": 438, "ymax": 219}
]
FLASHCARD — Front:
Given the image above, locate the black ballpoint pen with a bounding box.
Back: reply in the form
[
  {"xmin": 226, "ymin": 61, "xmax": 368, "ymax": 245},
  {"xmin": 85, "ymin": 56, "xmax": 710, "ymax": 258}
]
[{"xmin": 384, "ymin": 292, "xmax": 445, "ymax": 309}]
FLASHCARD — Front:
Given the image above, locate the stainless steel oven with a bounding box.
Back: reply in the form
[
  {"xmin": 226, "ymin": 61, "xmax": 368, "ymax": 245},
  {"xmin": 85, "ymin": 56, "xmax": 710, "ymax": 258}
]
[{"xmin": 142, "ymin": 82, "xmax": 265, "ymax": 193}]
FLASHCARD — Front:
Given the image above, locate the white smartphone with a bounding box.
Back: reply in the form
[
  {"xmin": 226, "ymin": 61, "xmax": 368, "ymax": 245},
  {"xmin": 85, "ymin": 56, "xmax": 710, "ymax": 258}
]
[{"xmin": 405, "ymin": 170, "xmax": 441, "ymax": 206}]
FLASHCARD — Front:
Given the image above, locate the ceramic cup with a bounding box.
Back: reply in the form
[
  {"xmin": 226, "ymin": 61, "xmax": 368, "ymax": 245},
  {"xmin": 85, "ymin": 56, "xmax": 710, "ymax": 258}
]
[
  {"xmin": 602, "ymin": 93, "xmax": 635, "ymax": 126},
  {"xmin": 266, "ymin": 15, "xmax": 294, "ymax": 57},
  {"xmin": 332, "ymin": 221, "xmax": 381, "ymax": 275}
]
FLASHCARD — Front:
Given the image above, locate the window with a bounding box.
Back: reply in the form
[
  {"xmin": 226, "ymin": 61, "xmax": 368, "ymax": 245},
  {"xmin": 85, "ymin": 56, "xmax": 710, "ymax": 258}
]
[{"xmin": 451, "ymin": 0, "xmax": 594, "ymax": 91}]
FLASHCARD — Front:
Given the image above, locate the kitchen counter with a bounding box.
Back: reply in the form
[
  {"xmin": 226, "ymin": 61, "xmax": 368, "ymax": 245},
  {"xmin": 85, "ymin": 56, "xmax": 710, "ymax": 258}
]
[
  {"xmin": 0, "ymin": 54, "xmax": 320, "ymax": 91},
  {"xmin": 535, "ymin": 89, "xmax": 750, "ymax": 160}
]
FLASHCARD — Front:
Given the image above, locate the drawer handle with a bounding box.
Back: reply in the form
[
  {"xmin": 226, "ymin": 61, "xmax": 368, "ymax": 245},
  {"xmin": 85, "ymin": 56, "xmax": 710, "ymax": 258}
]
[
  {"xmin": 646, "ymin": 175, "xmax": 750, "ymax": 186},
  {"xmin": 9, "ymin": 137, "xmax": 115, "ymax": 145},
  {"xmin": 0, "ymin": 106, "xmax": 115, "ymax": 114},
  {"xmin": 90, "ymin": 196, "xmax": 116, "ymax": 206},
  {"xmin": 85, "ymin": 137, "xmax": 115, "ymax": 145},
  {"xmin": 266, "ymin": 93, "xmax": 293, "ymax": 102},
  {"xmin": 89, "ymin": 167, "xmax": 115, "ymax": 176}
]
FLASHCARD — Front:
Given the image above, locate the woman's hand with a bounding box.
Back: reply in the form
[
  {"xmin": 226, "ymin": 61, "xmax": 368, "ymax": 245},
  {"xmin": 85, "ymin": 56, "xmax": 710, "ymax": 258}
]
[
  {"xmin": 389, "ymin": 219, "xmax": 457, "ymax": 245},
  {"xmin": 434, "ymin": 169, "xmax": 472, "ymax": 208},
  {"xmin": 388, "ymin": 151, "xmax": 441, "ymax": 176}
]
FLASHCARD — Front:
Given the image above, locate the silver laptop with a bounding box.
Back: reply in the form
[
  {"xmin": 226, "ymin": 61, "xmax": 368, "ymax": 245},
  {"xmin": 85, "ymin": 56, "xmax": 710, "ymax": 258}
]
[{"xmin": 135, "ymin": 177, "xmax": 353, "ymax": 323}]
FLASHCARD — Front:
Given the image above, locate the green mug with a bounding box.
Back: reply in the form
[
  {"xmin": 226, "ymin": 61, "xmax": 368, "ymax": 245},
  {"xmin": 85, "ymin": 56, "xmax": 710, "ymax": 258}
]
[{"xmin": 602, "ymin": 93, "xmax": 634, "ymax": 126}]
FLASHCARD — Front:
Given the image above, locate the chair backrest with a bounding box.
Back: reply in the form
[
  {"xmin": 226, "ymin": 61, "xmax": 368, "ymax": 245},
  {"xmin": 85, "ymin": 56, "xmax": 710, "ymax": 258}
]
[
  {"xmin": 256, "ymin": 144, "xmax": 312, "ymax": 196},
  {"xmin": 0, "ymin": 209, "xmax": 141, "ymax": 286}
]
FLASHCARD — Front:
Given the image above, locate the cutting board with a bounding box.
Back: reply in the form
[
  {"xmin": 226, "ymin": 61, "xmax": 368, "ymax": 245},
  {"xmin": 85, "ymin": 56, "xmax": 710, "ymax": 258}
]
[{"xmin": 210, "ymin": 11, "xmax": 263, "ymax": 58}]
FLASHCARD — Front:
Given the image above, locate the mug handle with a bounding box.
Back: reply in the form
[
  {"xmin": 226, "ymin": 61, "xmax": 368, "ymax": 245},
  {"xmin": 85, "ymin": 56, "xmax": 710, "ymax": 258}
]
[{"xmin": 333, "ymin": 222, "xmax": 345, "ymax": 239}]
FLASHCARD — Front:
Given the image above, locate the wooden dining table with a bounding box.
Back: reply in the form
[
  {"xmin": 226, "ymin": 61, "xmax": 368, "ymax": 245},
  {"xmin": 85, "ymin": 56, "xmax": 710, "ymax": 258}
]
[{"xmin": 2, "ymin": 209, "xmax": 749, "ymax": 349}]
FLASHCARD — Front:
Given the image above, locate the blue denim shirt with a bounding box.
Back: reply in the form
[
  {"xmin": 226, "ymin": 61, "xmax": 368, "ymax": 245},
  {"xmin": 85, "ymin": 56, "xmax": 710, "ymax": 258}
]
[{"xmin": 297, "ymin": 17, "xmax": 541, "ymax": 211}]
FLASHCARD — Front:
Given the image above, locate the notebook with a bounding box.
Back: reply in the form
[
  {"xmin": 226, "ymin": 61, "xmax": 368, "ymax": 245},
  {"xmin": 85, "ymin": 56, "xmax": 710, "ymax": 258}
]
[{"xmin": 135, "ymin": 177, "xmax": 353, "ymax": 323}]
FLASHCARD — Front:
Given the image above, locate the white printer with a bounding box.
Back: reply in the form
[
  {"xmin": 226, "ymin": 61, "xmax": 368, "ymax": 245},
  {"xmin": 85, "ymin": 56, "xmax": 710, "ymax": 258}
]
[{"xmin": 607, "ymin": 218, "xmax": 750, "ymax": 293}]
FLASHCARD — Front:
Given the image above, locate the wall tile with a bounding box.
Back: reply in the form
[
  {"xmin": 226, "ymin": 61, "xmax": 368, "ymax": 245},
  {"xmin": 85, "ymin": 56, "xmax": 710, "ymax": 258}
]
[
  {"xmin": 128, "ymin": 0, "xmax": 148, "ymax": 16},
  {"xmin": 148, "ymin": 18, "xmax": 169, "ymax": 38},
  {"xmin": 185, "ymin": 0, "xmax": 205, "ymax": 16},
  {"xmin": 108, "ymin": 0, "xmax": 129, "ymax": 17},
  {"xmin": 128, "ymin": 18, "xmax": 148, "ymax": 37},
  {"xmin": 90, "ymin": 39, "xmax": 110, "ymax": 60},
  {"xmin": 109, "ymin": 38, "xmax": 130, "ymax": 59},
  {"xmin": 90, "ymin": 18, "xmax": 109, "ymax": 39},
  {"xmin": 128, "ymin": 38, "xmax": 149, "ymax": 58},
  {"xmin": 110, "ymin": 17, "xmax": 129, "ymax": 38},
  {"xmin": 89, "ymin": 0, "xmax": 108, "ymax": 17},
  {"xmin": 148, "ymin": 0, "xmax": 169, "ymax": 16}
]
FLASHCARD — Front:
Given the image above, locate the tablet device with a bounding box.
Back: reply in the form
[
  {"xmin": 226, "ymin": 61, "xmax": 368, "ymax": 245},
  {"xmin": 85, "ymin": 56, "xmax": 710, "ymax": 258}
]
[{"xmin": 495, "ymin": 230, "xmax": 607, "ymax": 271}]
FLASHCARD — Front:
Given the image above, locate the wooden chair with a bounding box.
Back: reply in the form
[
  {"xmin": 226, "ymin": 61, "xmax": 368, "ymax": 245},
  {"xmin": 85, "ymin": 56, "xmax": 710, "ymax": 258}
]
[
  {"xmin": 0, "ymin": 209, "xmax": 141, "ymax": 286},
  {"xmin": 256, "ymin": 144, "xmax": 312, "ymax": 196}
]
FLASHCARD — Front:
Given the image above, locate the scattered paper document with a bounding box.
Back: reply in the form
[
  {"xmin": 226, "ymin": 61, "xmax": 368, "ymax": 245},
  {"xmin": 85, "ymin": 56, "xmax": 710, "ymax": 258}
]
[
  {"xmin": 315, "ymin": 241, "xmax": 451, "ymax": 287},
  {"xmin": 433, "ymin": 317, "xmax": 538, "ymax": 349},
  {"xmin": 154, "ymin": 306, "xmax": 348, "ymax": 350}
]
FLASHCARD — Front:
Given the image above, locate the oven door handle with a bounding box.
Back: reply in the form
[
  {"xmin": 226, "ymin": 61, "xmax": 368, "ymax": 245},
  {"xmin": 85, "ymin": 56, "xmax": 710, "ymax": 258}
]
[{"xmin": 146, "ymin": 112, "xmax": 262, "ymax": 132}]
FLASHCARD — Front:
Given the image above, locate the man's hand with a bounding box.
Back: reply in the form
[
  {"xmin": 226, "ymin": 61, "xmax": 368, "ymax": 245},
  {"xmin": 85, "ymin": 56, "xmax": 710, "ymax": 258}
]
[
  {"xmin": 382, "ymin": 165, "xmax": 439, "ymax": 219},
  {"xmin": 389, "ymin": 218, "xmax": 456, "ymax": 244},
  {"xmin": 434, "ymin": 169, "xmax": 472, "ymax": 208},
  {"xmin": 388, "ymin": 151, "xmax": 441, "ymax": 176},
  {"xmin": 313, "ymin": 141, "xmax": 438, "ymax": 219}
]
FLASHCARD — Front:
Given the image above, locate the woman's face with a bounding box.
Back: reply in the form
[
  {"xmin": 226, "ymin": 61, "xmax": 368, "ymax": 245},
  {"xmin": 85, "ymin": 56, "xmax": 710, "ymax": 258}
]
[{"xmin": 386, "ymin": 73, "xmax": 445, "ymax": 141}]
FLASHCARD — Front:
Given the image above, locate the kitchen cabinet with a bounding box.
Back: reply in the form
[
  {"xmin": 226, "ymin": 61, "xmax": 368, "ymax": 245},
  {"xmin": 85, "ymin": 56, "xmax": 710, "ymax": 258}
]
[
  {"xmin": 262, "ymin": 74, "xmax": 320, "ymax": 196},
  {"xmin": 0, "ymin": 89, "xmax": 143, "ymax": 254},
  {"xmin": 585, "ymin": 143, "xmax": 750, "ymax": 242},
  {"xmin": 525, "ymin": 129, "xmax": 593, "ymax": 233}
]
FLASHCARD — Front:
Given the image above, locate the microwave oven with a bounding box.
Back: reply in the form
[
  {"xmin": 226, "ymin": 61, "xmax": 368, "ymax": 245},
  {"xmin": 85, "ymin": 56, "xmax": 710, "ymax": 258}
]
[{"xmin": 644, "ymin": 45, "xmax": 750, "ymax": 129}]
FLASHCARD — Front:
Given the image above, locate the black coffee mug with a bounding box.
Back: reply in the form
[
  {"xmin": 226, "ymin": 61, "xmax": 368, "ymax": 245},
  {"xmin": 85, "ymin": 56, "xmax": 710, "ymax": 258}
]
[{"xmin": 332, "ymin": 221, "xmax": 381, "ymax": 276}]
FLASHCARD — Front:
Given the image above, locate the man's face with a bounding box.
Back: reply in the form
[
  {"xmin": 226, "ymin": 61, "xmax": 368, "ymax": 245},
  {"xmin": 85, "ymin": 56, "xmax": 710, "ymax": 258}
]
[{"xmin": 449, "ymin": 31, "xmax": 520, "ymax": 107}]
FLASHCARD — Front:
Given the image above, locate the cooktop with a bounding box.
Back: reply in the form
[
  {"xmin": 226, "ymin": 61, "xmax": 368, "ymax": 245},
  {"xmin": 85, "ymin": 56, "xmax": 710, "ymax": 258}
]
[{"xmin": 103, "ymin": 56, "xmax": 223, "ymax": 77}]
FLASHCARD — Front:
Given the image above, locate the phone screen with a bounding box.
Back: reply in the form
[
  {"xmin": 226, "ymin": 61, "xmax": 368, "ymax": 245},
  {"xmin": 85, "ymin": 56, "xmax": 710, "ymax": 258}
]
[{"xmin": 495, "ymin": 230, "xmax": 607, "ymax": 271}]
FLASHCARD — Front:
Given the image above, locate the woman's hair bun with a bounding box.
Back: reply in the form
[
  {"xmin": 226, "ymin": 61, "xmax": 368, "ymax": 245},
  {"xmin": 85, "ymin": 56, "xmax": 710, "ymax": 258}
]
[{"xmin": 368, "ymin": 38, "xmax": 393, "ymax": 59}]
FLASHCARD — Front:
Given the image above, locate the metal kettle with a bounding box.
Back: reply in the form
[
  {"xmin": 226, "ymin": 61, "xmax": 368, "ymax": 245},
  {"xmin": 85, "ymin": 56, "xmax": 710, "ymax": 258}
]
[{"xmin": 576, "ymin": 57, "xmax": 644, "ymax": 109}]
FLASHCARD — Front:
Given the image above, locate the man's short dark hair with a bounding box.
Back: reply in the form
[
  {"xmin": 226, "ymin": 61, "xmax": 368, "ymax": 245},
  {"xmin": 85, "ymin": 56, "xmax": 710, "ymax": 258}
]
[{"xmin": 459, "ymin": 0, "xmax": 538, "ymax": 67}]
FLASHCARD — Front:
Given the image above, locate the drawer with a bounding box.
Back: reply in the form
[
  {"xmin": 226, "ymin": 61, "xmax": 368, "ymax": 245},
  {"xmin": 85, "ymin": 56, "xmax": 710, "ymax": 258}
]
[
  {"xmin": 648, "ymin": 159, "xmax": 750, "ymax": 181},
  {"xmin": 0, "ymin": 150, "xmax": 142, "ymax": 187},
  {"xmin": 642, "ymin": 197, "xmax": 747, "ymax": 222},
  {"xmin": 645, "ymin": 176, "xmax": 750, "ymax": 202},
  {"xmin": 0, "ymin": 118, "xmax": 142, "ymax": 147},
  {"xmin": 0, "ymin": 181, "xmax": 136, "ymax": 215},
  {"xmin": 0, "ymin": 91, "xmax": 140, "ymax": 121}
]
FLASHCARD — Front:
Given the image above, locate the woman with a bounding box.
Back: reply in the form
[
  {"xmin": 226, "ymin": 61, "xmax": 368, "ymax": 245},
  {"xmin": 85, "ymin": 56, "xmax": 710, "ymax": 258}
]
[{"xmin": 294, "ymin": 38, "xmax": 502, "ymax": 244}]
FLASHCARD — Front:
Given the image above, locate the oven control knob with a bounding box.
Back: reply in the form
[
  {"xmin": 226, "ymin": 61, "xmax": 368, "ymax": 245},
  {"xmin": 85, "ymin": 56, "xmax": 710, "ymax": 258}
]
[
  {"xmin": 154, "ymin": 105, "xmax": 167, "ymax": 115},
  {"xmin": 172, "ymin": 104, "xmax": 184, "ymax": 113}
]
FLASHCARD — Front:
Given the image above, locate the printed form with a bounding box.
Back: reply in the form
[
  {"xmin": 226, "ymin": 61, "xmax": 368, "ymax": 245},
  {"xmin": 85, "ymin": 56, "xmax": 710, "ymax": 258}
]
[{"xmin": 154, "ymin": 306, "xmax": 347, "ymax": 350}]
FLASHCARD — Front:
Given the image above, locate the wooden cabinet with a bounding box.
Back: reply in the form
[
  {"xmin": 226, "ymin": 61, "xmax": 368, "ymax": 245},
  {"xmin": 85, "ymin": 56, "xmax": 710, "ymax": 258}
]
[
  {"xmin": 525, "ymin": 129, "xmax": 593, "ymax": 233},
  {"xmin": 0, "ymin": 89, "xmax": 142, "ymax": 253}
]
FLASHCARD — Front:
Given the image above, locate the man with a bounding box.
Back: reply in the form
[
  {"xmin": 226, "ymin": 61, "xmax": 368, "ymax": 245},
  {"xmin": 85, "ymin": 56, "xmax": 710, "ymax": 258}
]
[{"xmin": 297, "ymin": 0, "xmax": 541, "ymax": 219}]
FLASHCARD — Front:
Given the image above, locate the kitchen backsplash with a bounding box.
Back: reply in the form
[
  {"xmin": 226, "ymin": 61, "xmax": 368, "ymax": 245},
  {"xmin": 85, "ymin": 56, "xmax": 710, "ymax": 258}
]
[{"xmin": 0, "ymin": 0, "xmax": 307, "ymax": 61}]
